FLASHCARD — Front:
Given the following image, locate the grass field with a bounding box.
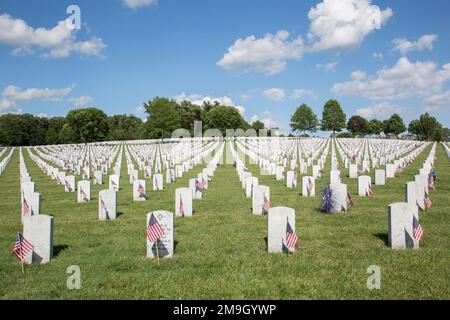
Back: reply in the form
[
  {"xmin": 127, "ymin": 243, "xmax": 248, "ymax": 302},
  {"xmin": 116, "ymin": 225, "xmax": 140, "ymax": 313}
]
[{"xmin": 0, "ymin": 142, "xmax": 449, "ymax": 299}]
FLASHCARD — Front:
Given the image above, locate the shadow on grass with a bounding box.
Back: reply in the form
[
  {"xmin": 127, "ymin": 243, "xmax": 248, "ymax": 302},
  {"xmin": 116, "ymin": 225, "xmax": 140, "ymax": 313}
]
[
  {"xmin": 54, "ymin": 244, "xmax": 69, "ymax": 257},
  {"xmin": 117, "ymin": 212, "xmax": 124, "ymax": 218},
  {"xmin": 374, "ymin": 233, "xmax": 388, "ymax": 246}
]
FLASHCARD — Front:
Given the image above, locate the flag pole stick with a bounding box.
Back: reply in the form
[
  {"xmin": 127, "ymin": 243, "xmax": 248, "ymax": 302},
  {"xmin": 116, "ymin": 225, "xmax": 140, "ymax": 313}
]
[
  {"xmin": 155, "ymin": 240, "xmax": 160, "ymax": 266},
  {"xmin": 21, "ymin": 259, "xmax": 25, "ymax": 274}
]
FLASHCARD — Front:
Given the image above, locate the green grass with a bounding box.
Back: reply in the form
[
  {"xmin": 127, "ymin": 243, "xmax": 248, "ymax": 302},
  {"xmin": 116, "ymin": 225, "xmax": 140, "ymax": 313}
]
[{"xmin": 0, "ymin": 142, "xmax": 449, "ymax": 299}]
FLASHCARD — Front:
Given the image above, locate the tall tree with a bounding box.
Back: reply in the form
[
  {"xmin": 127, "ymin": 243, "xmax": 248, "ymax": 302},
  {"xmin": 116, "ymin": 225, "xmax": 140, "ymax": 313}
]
[
  {"xmin": 368, "ymin": 119, "xmax": 383, "ymax": 135},
  {"xmin": 143, "ymin": 97, "xmax": 181, "ymax": 138},
  {"xmin": 108, "ymin": 114, "xmax": 143, "ymax": 140},
  {"xmin": 179, "ymin": 101, "xmax": 203, "ymax": 134},
  {"xmin": 408, "ymin": 113, "xmax": 444, "ymax": 141},
  {"xmin": 252, "ymin": 120, "xmax": 265, "ymax": 131},
  {"xmin": 347, "ymin": 115, "xmax": 369, "ymax": 136},
  {"xmin": 383, "ymin": 113, "xmax": 406, "ymax": 136},
  {"xmin": 321, "ymin": 99, "xmax": 346, "ymax": 134},
  {"xmin": 204, "ymin": 105, "xmax": 248, "ymax": 135},
  {"xmin": 66, "ymin": 108, "xmax": 110, "ymax": 142},
  {"xmin": 290, "ymin": 103, "xmax": 319, "ymax": 134}
]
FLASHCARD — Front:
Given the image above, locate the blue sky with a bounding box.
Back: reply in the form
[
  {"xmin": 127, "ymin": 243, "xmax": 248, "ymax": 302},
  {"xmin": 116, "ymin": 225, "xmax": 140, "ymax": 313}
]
[{"xmin": 0, "ymin": 0, "xmax": 449, "ymax": 134}]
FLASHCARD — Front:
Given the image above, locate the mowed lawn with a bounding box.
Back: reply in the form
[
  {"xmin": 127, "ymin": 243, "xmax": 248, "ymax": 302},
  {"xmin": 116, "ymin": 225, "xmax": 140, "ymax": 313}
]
[{"xmin": 0, "ymin": 142, "xmax": 449, "ymax": 299}]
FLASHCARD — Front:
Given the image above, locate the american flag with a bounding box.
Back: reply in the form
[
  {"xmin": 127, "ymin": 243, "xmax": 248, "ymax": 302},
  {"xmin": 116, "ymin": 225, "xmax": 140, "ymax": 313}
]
[
  {"xmin": 346, "ymin": 193, "xmax": 354, "ymax": 206},
  {"xmin": 262, "ymin": 194, "xmax": 271, "ymax": 215},
  {"xmin": 285, "ymin": 220, "xmax": 298, "ymax": 251},
  {"xmin": 413, "ymin": 216, "xmax": 424, "ymax": 241},
  {"xmin": 111, "ymin": 179, "xmax": 118, "ymax": 191},
  {"xmin": 195, "ymin": 179, "xmax": 204, "ymax": 192},
  {"xmin": 22, "ymin": 193, "xmax": 30, "ymax": 215},
  {"xmin": 307, "ymin": 178, "xmax": 313, "ymax": 197},
  {"xmin": 80, "ymin": 188, "xmax": 88, "ymax": 202},
  {"xmin": 424, "ymin": 191, "xmax": 432, "ymax": 209},
  {"xmin": 179, "ymin": 197, "xmax": 185, "ymax": 216},
  {"xmin": 137, "ymin": 183, "xmax": 146, "ymax": 198},
  {"xmin": 366, "ymin": 184, "xmax": 374, "ymax": 196},
  {"xmin": 428, "ymin": 172, "xmax": 435, "ymax": 191},
  {"xmin": 65, "ymin": 180, "xmax": 72, "ymax": 192},
  {"xmin": 100, "ymin": 197, "xmax": 109, "ymax": 216},
  {"xmin": 322, "ymin": 185, "xmax": 332, "ymax": 213},
  {"xmin": 351, "ymin": 154, "xmax": 356, "ymax": 162},
  {"xmin": 146, "ymin": 213, "xmax": 165, "ymax": 242},
  {"xmin": 12, "ymin": 233, "xmax": 33, "ymax": 262}
]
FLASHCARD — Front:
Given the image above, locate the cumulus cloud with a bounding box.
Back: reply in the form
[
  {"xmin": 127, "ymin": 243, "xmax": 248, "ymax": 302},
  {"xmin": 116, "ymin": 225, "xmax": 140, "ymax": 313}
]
[
  {"xmin": 307, "ymin": 0, "xmax": 393, "ymax": 52},
  {"xmin": 250, "ymin": 111, "xmax": 279, "ymax": 129},
  {"xmin": 174, "ymin": 92, "xmax": 246, "ymax": 115},
  {"xmin": 392, "ymin": 34, "xmax": 438, "ymax": 56},
  {"xmin": 217, "ymin": 30, "xmax": 304, "ymax": 75},
  {"xmin": 68, "ymin": 95, "xmax": 93, "ymax": 107},
  {"xmin": 423, "ymin": 90, "xmax": 450, "ymax": 112},
  {"xmin": 262, "ymin": 88, "xmax": 285, "ymax": 101},
  {"xmin": 0, "ymin": 13, "xmax": 106, "ymax": 58},
  {"xmin": 0, "ymin": 84, "xmax": 73, "ymax": 114},
  {"xmin": 331, "ymin": 57, "xmax": 450, "ymax": 100},
  {"xmin": 356, "ymin": 102, "xmax": 404, "ymax": 119},
  {"xmin": 122, "ymin": 0, "xmax": 157, "ymax": 9},
  {"xmin": 290, "ymin": 89, "xmax": 316, "ymax": 99}
]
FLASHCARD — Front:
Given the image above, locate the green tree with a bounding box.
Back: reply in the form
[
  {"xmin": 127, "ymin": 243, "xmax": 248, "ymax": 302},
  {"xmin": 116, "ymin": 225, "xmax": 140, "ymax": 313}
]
[
  {"xmin": 408, "ymin": 113, "xmax": 444, "ymax": 141},
  {"xmin": 66, "ymin": 108, "xmax": 110, "ymax": 142},
  {"xmin": 347, "ymin": 115, "xmax": 369, "ymax": 136},
  {"xmin": 46, "ymin": 116, "xmax": 67, "ymax": 144},
  {"xmin": 368, "ymin": 119, "xmax": 383, "ymax": 135},
  {"xmin": 321, "ymin": 99, "xmax": 346, "ymax": 134},
  {"xmin": 179, "ymin": 101, "xmax": 203, "ymax": 134},
  {"xmin": 143, "ymin": 97, "xmax": 181, "ymax": 138},
  {"xmin": 108, "ymin": 114, "xmax": 143, "ymax": 140},
  {"xmin": 290, "ymin": 104, "xmax": 319, "ymax": 134},
  {"xmin": 204, "ymin": 106, "xmax": 248, "ymax": 135},
  {"xmin": 252, "ymin": 120, "xmax": 265, "ymax": 132},
  {"xmin": 383, "ymin": 113, "xmax": 406, "ymax": 136},
  {"xmin": 58, "ymin": 124, "xmax": 76, "ymax": 144}
]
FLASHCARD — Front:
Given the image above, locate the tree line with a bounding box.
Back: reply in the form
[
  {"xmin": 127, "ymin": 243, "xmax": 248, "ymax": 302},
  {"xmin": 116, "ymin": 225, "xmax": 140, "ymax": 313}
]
[
  {"xmin": 290, "ymin": 99, "xmax": 449, "ymax": 141},
  {"xmin": 1, "ymin": 97, "xmax": 448, "ymax": 146}
]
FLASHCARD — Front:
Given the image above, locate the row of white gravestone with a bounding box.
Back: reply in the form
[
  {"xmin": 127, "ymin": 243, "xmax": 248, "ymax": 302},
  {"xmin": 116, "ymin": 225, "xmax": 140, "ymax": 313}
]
[{"xmin": 0, "ymin": 147, "xmax": 14, "ymax": 174}]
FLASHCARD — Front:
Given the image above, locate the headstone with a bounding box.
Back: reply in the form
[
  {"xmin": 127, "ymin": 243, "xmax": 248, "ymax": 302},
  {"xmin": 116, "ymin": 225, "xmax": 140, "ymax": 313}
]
[
  {"xmin": 109, "ymin": 174, "xmax": 120, "ymax": 191},
  {"xmin": 358, "ymin": 175, "xmax": 372, "ymax": 197},
  {"xmin": 93, "ymin": 170, "xmax": 103, "ymax": 185},
  {"xmin": 175, "ymin": 188, "xmax": 193, "ymax": 217},
  {"xmin": 133, "ymin": 180, "xmax": 146, "ymax": 201},
  {"xmin": 129, "ymin": 169, "xmax": 138, "ymax": 184},
  {"xmin": 386, "ymin": 164, "xmax": 395, "ymax": 178},
  {"xmin": 349, "ymin": 164, "xmax": 357, "ymax": 178},
  {"xmin": 57, "ymin": 171, "xmax": 66, "ymax": 185},
  {"xmin": 78, "ymin": 180, "xmax": 91, "ymax": 203},
  {"xmin": 252, "ymin": 185, "xmax": 270, "ymax": 215},
  {"xmin": 330, "ymin": 183, "xmax": 348, "ymax": 213},
  {"xmin": 23, "ymin": 214, "xmax": 53, "ymax": 264},
  {"xmin": 30, "ymin": 192, "xmax": 41, "ymax": 216},
  {"xmin": 166, "ymin": 168, "xmax": 175, "ymax": 184},
  {"xmin": 246, "ymin": 177, "xmax": 258, "ymax": 198},
  {"xmin": 387, "ymin": 202, "xmax": 418, "ymax": 249},
  {"xmin": 330, "ymin": 170, "xmax": 341, "ymax": 185},
  {"xmin": 98, "ymin": 189, "xmax": 117, "ymax": 220},
  {"xmin": 405, "ymin": 181, "xmax": 418, "ymax": 207},
  {"xmin": 375, "ymin": 169, "xmax": 386, "ymax": 185},
  {"xmin": 153, "ymin": 174, "xmax": 164, "ymax": 191},
  {"xmin": 267, "ymin": 207, "xmax": 296, "ymax": 253},
  {"xmin": 302, "ymin": 176, "xmax": 315, "ymax": 197},
  {"xmin": 189, "ymin": 178, "xmax": 202, "ymax": 199},
  {"xmin": 146, "ymin": 211, "xmax": 174, "ymax": 259},
  {"xmin": 286, "ymin": 171, "xmax": 297, "ymax": 189}
]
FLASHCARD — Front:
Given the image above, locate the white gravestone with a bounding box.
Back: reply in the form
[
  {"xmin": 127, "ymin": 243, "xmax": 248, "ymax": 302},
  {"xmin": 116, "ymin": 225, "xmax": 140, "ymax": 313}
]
[
  {"xmin": 93, "ymin": 170, "xmax": 103, "ymax": 185},
  {"xmin": 98, "ymin": 189, "xmax": 117, "ymax": 220},
  {"xmin": 330, "ymin": 170, "xmax": 341, "ymax": 185},
  {"xmin": 78, "ymin": 180, "xmax": 91, "ymax": 203},
  {"xmin": 302, "ymin": 176, "xmax": 315, "ymax": 197},
  {"xmin": 23, "ymin": 214, "xmax": 53, "ymax": 264},
  {"xmin": 252, "ymin": 185, "xmax": 270, "ymax": 215},
  {"xmin": 349, "ymin": 164, "xmax": 357, "ymax": 178},
  {"xmin": 388, "ymin": 202, "xmax": 418, "ymax": 249},
  {"xmin": 330, "ymin": 183, "xmax": 348, "ymax": 213},
  {"xmin": 30, "ymin": 192, "xmax": 41, "ymax": 216},
  {"xmin": 129, "ymin": 169, "xmax": 138, "ymax": 184},
  {"xmin": 166, "ymin": 168, "xmax": 175, "ymax": 184},
  {"xmin": 358, "ymin": 176, "xmax": 372, "ymax": 197},
  {"xmin": 267, "ymin": 207, "xmax": 296, "ymax": 253},
  {"xmin": 414, "ymin": 176, "xmax": 426, "ymax": 210},
  {"xmin": 386, "ymin": 164, "xmax": 395, "ymax": 178},
  {"xmin": 133, "ymin": 180, "xmax": 146, "ymax": 201},
  {"xmin": 153, "ymin": 174, "xmax": 164, "ymax": 191},
  {"xmin": 241, "ymin": 172, "xmax": 251, "ymax": 189},
  {"xmin": 375, "ymin": 169, "xmax": 386, "ymax": 185},
  {"xmin": 286, "ymin": 171, "xmax": 296, "ymax": 189},
  {"xmin": 312, "ymin": 165, "xmax": 321, "ymax": 179},
  {"xmin": 175, "ymin": 188, "xmax": 193, "ymax": 217},
  {"xmin": 246, "ymin": 177, "xmax": 258, "ymax": 198},
  {"xmin": 146, "ymin": 211, "xmax": 174, "ymax": 259},
  {"xmin": 57, "ymin": 171, "xmax": 66, "ymax": 185},
  {"xmin": 189, "ymin": 178, "xmax": 202, "ymax": 200},
  {"xmin": 405, "ymin": 181, "xmax": 418, "ymax": 207}
]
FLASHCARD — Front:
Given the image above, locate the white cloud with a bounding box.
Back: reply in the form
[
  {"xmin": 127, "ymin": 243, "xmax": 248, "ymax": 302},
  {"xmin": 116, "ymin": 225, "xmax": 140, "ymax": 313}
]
[
  {"xmin": 392, "ymin": 34, "xmax": 438, "ymax": 55},
  {"xmin": 307, "ymin": 0, "xmax": 393, "ymax": 52},
  {"xmin": 217, "ymin": 30, "xmax": 304, "ymax": 75},
  {"xmin": 174, "ymin": 92, "xmax": 246, "ymax": 115},
  {"xmin": 262, "ymin": 88, "xmax": 285, "ymax": 102},
  {"xmin": 332, "ymin": 57, "xmax": 450, "ymax": 100},
  {"xmin": 423, "ymin": 90, "xmax": 450, "ymax": 112},
  {"xmin": 372, "ymin": 52, "xmax": 383, "ymax": 59},
  {"xmin": 250, "ymin": 111, "xmax": 279, "ymax": 129},
  {"xmin": 316, "ymin": 61, "xmax": 338, "ymax": 71},
  {"xmin": 290, "ymin": 89, "xmax": 316, "ymax": 99},
  {"xmin": 0, "ymin": 13, "xmax": 106, "ymax": 58},
  {"xmin": 356, "ymin": 102, "xmax": 404, "ymax": 119},
  {"xmin": 122, "ymin": 0, "xmax": 157, "ymax": 9},
  {"xmin": 0, "ymin": 84, "xmax": 73, "ymax": 114},
  {"xmin": 68, "ymin": 96, "xmax": 93, "ymax": 107}
]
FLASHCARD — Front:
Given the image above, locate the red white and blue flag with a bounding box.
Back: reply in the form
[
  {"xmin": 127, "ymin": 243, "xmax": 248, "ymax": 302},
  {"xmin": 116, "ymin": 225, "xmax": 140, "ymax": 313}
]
[
  {"xmin": 286, "ymin": 220, "xmax": 298, "ymax": 252},
  {"xmin": 146, "ymin": 214, "xmax": 165, "ymax": 242},
  {"xmin": 413, "ymin": 216, "xmax": 424, "ymax": 241},
  {"xmin": 12, "ymin": 233, "xmax": 33, "ymax": 262}
]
